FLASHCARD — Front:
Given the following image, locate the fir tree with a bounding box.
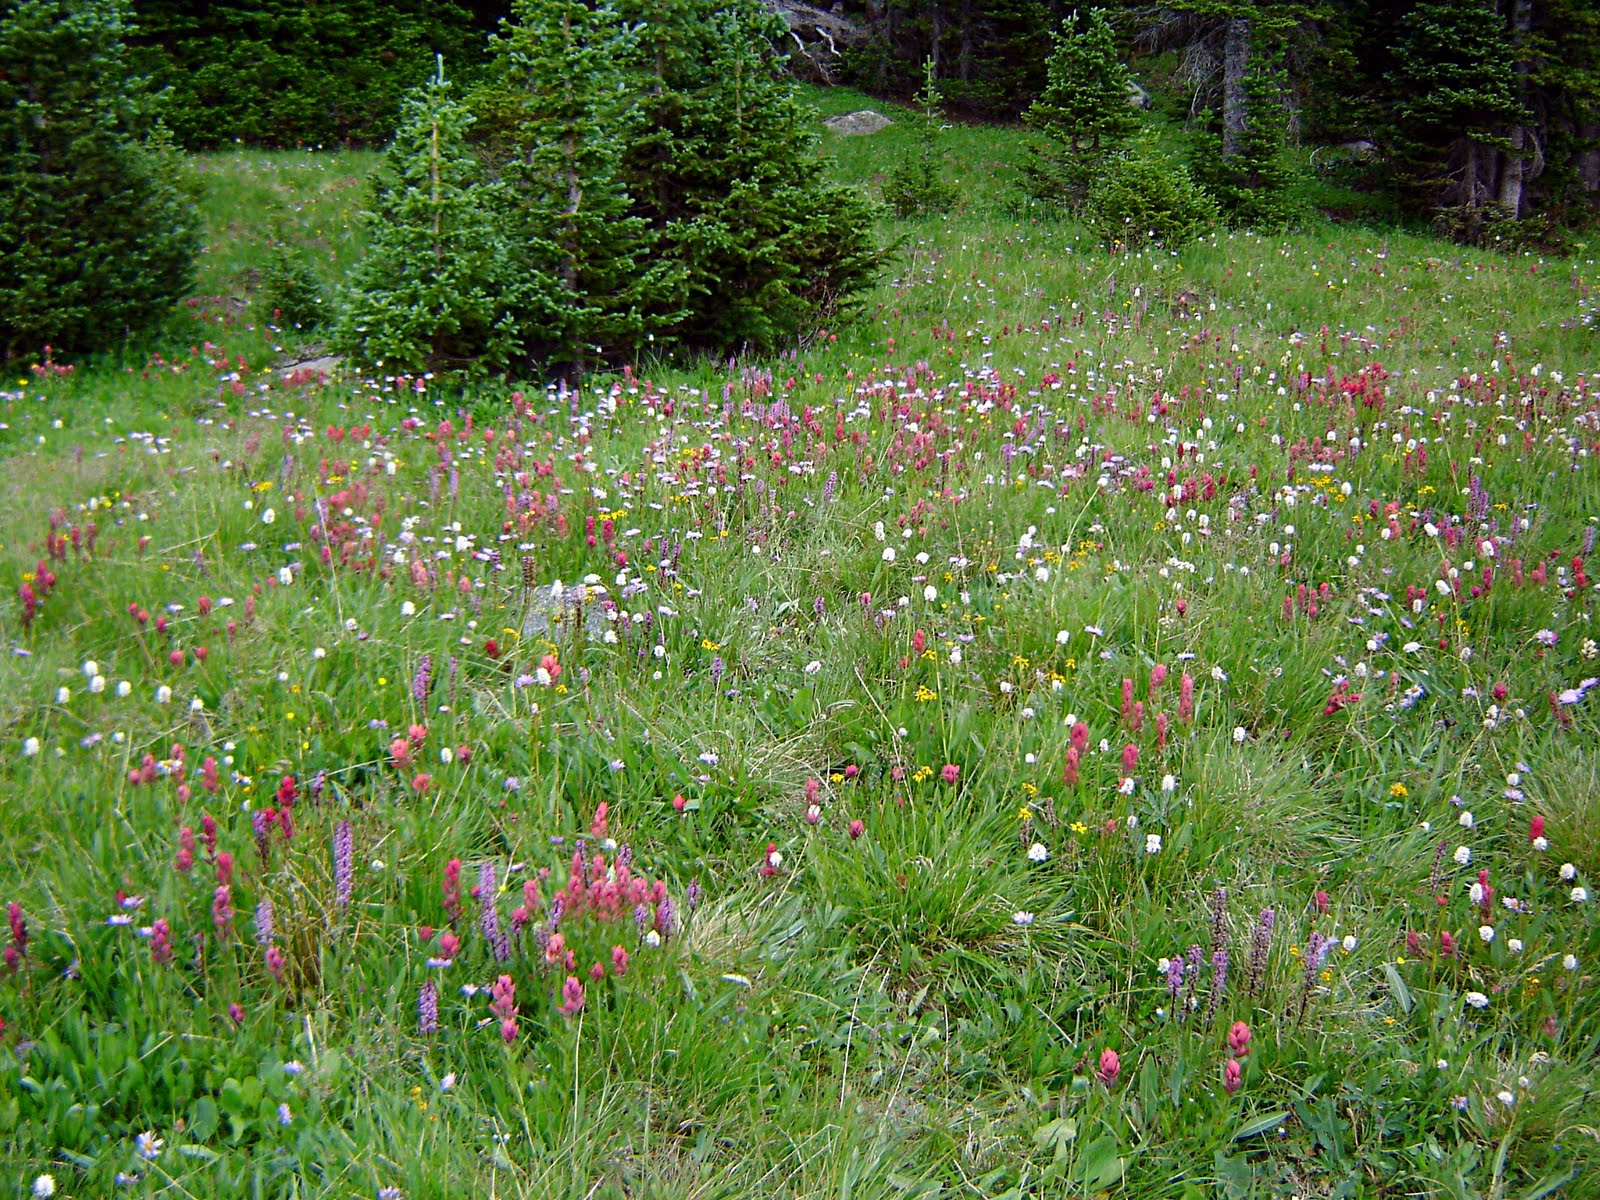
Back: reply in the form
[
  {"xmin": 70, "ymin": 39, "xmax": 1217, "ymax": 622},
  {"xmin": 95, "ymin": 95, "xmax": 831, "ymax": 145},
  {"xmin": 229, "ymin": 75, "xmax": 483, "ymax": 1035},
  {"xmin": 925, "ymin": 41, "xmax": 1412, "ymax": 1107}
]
[
  {"xmin": 1020, "ymin": 8, "xmax": 1139, "ymax": 212},
  {"xmin": 1193, "ymin": 50, "xmax": 1306, "ymax": 229},
  {"xmin": 491, "ymin": 0, "xmax": 684, "ymax": 377},
  {"xmin": 883, "ymin": 58, "xmax": 961, "ymax": 219},
  {"xmin": 608, "ymin": 0, "xmax": 879, "ymax": 355},
  {"xmin": 333, "ymin": 60, "xmax": 536, "ymax": 375},
  {"xmin": 0, "ymin": 0, "xmax": 198, "ymax": 360},
  {"xmin": 1388, "ymin": 0, "xmax": 1524, "ymax": 239}
]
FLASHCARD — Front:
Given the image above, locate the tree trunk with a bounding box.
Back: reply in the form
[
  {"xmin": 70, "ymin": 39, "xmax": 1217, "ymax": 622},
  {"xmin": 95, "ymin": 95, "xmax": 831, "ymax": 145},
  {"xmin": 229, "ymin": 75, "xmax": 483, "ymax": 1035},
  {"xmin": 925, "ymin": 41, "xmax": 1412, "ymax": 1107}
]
[
  {"xmin": 1578, "ymin": 122, "xmax": 1600, "ymax": 195},
  {"xmin": 1497, "ymin": 0, "xmax": 1533, "ymax": 218},
  {"xmin": 959, "ymin": 0, "xmax": 972, "ymax": 83},
  {"xmin": 1221, "ymin": 15, "xmax": 1251, "ymax": 162}
]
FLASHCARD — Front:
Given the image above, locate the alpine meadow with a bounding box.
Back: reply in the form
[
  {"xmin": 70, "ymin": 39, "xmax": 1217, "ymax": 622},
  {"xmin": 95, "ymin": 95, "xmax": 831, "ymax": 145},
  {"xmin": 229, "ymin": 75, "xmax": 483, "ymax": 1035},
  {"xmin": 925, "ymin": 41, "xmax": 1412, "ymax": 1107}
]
[{"xmin": 3, "ymin": 2, "xmax": 1600, "ymax": 1199}]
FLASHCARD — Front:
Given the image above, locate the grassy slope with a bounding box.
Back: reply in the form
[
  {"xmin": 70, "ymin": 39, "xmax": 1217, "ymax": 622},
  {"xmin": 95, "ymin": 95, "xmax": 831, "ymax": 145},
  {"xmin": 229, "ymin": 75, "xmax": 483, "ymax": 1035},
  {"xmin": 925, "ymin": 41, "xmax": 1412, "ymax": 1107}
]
[{"xmin": 2, "ymin": 90, "xmax": 1599, "ymax": 1199}]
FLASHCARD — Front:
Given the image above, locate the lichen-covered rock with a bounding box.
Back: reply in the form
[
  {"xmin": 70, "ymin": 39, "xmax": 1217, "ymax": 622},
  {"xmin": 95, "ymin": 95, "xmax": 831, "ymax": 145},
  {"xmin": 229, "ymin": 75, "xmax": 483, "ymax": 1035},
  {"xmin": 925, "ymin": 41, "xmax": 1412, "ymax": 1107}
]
[{"xmin": 823, "ymin": 110, "xmax": 893, "ymax": 136}]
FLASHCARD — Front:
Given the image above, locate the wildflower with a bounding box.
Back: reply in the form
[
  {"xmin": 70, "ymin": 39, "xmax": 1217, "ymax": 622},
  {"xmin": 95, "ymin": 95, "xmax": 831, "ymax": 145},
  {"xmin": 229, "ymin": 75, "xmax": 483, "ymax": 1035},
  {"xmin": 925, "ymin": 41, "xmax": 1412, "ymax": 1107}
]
[
  {"xmin": 1027, "ymin": 842, "xmax": 1049, "ymax": 863},
  {"xmin": 759, "ymin": 843, "xmax": 782, "ymax": 877},
  {"xmin": 1013, "ymin": 911, "xmax": 1035, "ymax": 926},
  {"xmin": 1228, "ymin": 1021, "xmax": 1252, "ymax": 1058},
  {"xmin": 1572, "ymin": 887, "xmax": 1589, "ymax": 903},
  {"xmin": 1564, "ymin": 954, "xmax": 1578, "ymax": 971},
  {"xmin": 1224, "ymin": 1058, "xmax": 1243, "ymax": 1094},
  {"xmin": 22, "ymin": 736, "xmax": 40, "ymax": 756},
  {"xmin": 277, "ymin": 1103, "xmax": 293, "ymax": 1127},
  {"xmin": 33, "ymin": 1176, "xmax": 56, "ymax": 1198},
  {"xmin": 1096, "ymin": 1048, "xmax": 1120, "ymax": 1086},
  {"xmin": 1454, "ymin": 845, "xmax": 1472, "ymax": 866},
  {"xmin": 1478, "ymin": 925, "xmax": 1495, "ymax": 943},
  {"xmin": 333, "ymin": 821, "xmax": 353, "ymax": 909},
  {"xmin": 1145, "ymin": 833, "xmax": 1162, "ymax": 855},
  {"xmin": 1458, "ymin": 810, "xmax": 1474, "ymax": 829},
  {"xmin": 1165, "ymin": 955, "xmax": 1184, "ymax": 1002},
  {"xmin": 848, "ymin": 819, "xmax": 865, "ymax": 840},
  {"xmin": 941, "ymin": 763, "xmax": 960, "ymax": 785},
  {"xmin": 136, "ymin": 1130, "xmax": 163, "ymax": 1160},
  {"xmin": 1232, "ymin": 726, "xmax": 1247, "ymax": 744},
  {"xmin": 558, "ymin": 975, "xmax": 585, "ymax": 1017},
  {"xmin": 419, "ymin": 979, "xmax": 439, "ymax": 1035},
  {"xmin": 1464, "ymin": 991, "xmax": 1489, "ymax": 1009},
  {"xmin": 1560, "ymin": 863, "xmax": 1577, "ymax": 881},
  {"xmin": 1245, "ymin": 909, "xmax": 1274, "ymax": 995},
  {"xmin": 1508, "ymin": 938, "xmax": 1524, "ymax": 953}
]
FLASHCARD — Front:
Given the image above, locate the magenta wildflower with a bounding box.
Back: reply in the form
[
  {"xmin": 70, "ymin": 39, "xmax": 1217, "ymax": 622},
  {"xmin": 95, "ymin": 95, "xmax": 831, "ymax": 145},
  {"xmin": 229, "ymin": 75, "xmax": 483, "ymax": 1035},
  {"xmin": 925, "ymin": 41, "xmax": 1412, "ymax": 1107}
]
[
  {"xmin": 212, "ymin": 885, "xmax": 234, "ymax": 940},
  {"xmin": 558, "ymin": 975, "xmax": 585, "ymax": 1017},
  {"xmin": 1096, "ymin": 1048, "xmax": 1121, "ymax": 1086},
  {"xmin": 149, "ymin": 918, "xmax": 173, "ymax": 965}
]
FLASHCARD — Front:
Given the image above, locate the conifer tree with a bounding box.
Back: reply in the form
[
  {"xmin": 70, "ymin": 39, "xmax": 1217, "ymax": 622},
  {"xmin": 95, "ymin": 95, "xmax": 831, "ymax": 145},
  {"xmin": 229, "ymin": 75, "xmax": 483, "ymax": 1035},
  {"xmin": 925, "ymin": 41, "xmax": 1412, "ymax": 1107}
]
[
  {"xmin": 1020, "ymin": 8, "xmax": 1139, "ymax": 212},
  {"xmin": 492, "ymin": 0, "xmax": 684, "ymax": 377},
  {"xmin": 883, "ymin": 58, "xmax": 961, "ymax": 219},
  {"xmin": 1193, "ymin": 50, "xmax": 1305, "ymax": 229},
  {"xmin": 333, "ymin": 60, "xmax": 535, "ymax": 375},
  {"xmin": 0, "ymin": 0, "xmax": 198, "ymax": 360},
  {"xmin": 1388, "ymin": 0, "xmax": 1524, "ymax": 239}
]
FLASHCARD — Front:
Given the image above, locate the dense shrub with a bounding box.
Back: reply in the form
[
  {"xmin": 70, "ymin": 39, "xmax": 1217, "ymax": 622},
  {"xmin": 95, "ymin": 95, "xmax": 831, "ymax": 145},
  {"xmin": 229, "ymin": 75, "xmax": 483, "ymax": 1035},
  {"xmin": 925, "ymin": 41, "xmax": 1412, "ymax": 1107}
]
[
  {"xmin": 339, "ymin": 0, "xmax": 880, "ymax": 377},
  {"xmin": 0, "ymin": 0, "xmax": 199, "ymax": 360},
  {"xmin": 1084, "ymin": 143, "xmax": 1220, "ymax": 250},
  {"xmin": 126, "ymin": 0, "xmax": 498, "ymax": 149}
]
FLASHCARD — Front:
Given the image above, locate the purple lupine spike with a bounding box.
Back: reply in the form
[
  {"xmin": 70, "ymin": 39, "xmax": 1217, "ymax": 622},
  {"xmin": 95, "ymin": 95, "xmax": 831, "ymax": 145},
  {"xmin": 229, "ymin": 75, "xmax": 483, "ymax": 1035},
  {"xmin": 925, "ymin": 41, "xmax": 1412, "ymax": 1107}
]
[
  {"xmin": 814, "ymin": 595, "xmax": 825, "ymax": 618},
  {"xmin": 255, "ymin": 899, "xmax": 275, "ymax": 946},
  {"xmin": 479, "ymin": 863, "xmax": 508, "ymax": 961},
  {"xmin": 1165, "ymin": 954, "xmax": 1184, "ymax": 1005},
  {"xmin": 1204, "ymin": 947, "xmax": 1229, "ymax": 1023},
  {"xmin": 686, "ymin": 878, "xmax": 702, "ymax": 913},
  {"xmin": 1208, "ymin": 886, "xmax": 1230, "ymax": 955},
  {"xmin": 616, "ymin": 843, "xmax": 633, "ymax": 873},
  {"xmin": 418, "ymin": 979, "xmax": 438, "ymax": 1035},
  {"xmin": 656, "ymin": 896, "xmax": 676, "ymax": 939},
  {"xmin": 412, "ymin": 655, "xmax": 432, "ymax": 705},
  {"xmin": 1183, "ymin": 943, "xmax": 1203, "ymax": 1018},
  {"xmin": 333, "ymin": 821, "xmax": 353, "ymax": 909},
  {"xmin": 1246, "ymin": 907, "xmax": 1275, "ymax": 995},
  {"xmin": 710, "ymin": 657, "xmax": 725, "ymax": 687},
  {"xmin": 252, "ymin": 809, "xmax": 273, "ymax": 865},
  {"xmin": 633, "ymin": 902, "xmax": 651, "ymax": 936}
]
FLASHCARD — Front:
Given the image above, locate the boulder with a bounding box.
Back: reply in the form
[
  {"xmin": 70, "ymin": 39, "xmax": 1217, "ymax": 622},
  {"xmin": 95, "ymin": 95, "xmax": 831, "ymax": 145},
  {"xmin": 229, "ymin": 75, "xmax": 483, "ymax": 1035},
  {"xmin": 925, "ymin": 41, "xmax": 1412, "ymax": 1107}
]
[
  {"xmin": 767, "ymin": 0, "xmax": 868, "ymax": 85},
  {"xmin": 824, "ymin": 109, "xmax": 893, "ymax": 136}
]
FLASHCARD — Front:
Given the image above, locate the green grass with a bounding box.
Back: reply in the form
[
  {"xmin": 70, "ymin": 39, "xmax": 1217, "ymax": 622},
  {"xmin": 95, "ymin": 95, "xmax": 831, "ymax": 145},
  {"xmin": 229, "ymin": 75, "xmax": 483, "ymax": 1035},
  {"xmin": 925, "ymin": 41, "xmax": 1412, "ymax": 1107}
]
[{"xmin": 2, "ymin": 90, "xmax": 1600, "ymax": 1200}]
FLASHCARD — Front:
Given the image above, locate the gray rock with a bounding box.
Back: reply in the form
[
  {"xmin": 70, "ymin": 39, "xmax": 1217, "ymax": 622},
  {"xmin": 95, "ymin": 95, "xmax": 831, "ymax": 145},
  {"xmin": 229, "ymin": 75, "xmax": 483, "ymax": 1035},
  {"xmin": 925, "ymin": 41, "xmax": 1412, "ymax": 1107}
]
[
  {"xmin": 521, "ymin": 582, "xmax": 611, "ymax": 644},
  {"xmin": 824, "ymin": 110, "xmax": 894, "ymax": 136},
  {"xmin": 280, "ymin": 354, "xmax": 342, "ymax": 379}
]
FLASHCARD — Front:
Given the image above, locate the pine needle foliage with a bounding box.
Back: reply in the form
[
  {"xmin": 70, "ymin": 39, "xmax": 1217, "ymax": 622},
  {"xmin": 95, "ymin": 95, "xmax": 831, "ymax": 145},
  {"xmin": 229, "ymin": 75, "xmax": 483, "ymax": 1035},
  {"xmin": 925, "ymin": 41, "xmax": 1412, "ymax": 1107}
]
[
  {"xmin": 332, "ymin": 61, "xmax": 535, "ymax": 376},
  {"xmin": 883, "ymin": 58, "xmax": 961, "ymax": 219},
  {"xmin": 0, "ymin": 0, "xmax": 199, "ymax": 361},
  {"xmin": 1020, "ymin": 8, "xmax": 1140, "ymax": 213}
]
